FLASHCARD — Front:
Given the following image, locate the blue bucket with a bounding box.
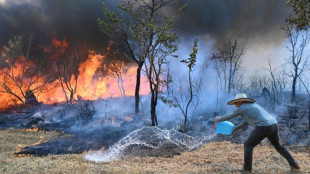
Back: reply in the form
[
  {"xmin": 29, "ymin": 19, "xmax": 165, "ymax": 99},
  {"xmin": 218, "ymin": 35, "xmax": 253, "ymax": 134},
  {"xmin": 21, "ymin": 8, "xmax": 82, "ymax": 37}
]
[{"xmin": 215, "ymin": 121, "xmax": 234, "ymax": 135}]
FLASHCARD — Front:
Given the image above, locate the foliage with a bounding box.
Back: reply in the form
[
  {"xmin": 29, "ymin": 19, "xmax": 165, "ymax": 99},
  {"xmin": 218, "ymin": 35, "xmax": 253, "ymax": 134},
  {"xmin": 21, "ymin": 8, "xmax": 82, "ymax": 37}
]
[
  {"xmin": 99, "ymin": 0, "xmax": 186, "ymax": 125},
  {"xmin": 181, "ymin": 38, "xmax": 199, "ymax": 71},
  {"xmin": 179, "ymin": 39, "xmax": 199, "ymax": 128},
  {"xmin": 287, "ymin": 0, "xmax": 310, "ymax": 30},
  {"xmin": 98, "ymin": 1, "xmax": 187, "ymax": 115}
]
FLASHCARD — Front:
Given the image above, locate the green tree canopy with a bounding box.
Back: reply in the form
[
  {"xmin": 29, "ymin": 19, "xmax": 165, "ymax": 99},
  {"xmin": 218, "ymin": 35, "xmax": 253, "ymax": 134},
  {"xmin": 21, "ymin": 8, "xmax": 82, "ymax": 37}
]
[{"xmin": 287, "ymin": 0, "xmax": 310, "ymax": 30}]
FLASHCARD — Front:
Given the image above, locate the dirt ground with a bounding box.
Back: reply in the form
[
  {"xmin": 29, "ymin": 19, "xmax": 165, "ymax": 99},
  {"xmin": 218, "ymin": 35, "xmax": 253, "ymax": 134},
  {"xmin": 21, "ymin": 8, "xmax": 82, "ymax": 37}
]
[{"xmin": 1, "ymin": 129, "xmax": 309, "ymax": 174}]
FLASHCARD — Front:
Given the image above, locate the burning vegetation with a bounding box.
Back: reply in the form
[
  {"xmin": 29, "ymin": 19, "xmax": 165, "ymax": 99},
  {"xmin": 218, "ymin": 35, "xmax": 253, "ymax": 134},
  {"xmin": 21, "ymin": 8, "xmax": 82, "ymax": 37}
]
[
  {"xmin": 0, "ymin": 35, "xmax": 150, "ymax": 110},
  {"xmin": 1, "ymin": 0, "xmax": 310, "ymax": 173}
]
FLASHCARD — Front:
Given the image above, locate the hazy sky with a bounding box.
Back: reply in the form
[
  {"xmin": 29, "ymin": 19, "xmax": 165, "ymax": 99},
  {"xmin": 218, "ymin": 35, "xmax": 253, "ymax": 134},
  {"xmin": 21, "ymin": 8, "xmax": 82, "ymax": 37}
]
[{"xmin": 0, "ymin": 0, "xmax": 292, "ymax": 74}]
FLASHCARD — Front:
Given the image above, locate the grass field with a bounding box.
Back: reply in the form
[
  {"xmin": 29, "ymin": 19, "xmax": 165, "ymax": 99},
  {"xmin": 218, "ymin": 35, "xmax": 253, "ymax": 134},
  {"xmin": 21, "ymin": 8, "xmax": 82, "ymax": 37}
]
[{"xmin": 0, "ymin": 129, "xmax": 309, "ymax": 174}]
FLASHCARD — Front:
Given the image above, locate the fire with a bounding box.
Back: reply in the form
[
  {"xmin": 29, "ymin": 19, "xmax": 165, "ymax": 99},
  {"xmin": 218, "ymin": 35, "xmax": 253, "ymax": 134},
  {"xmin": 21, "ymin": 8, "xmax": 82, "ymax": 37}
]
[
  {"xmin": 15, "ymin": 135, "xmax": 47, "ymax": 157},
  {"xmin": 0, "ymin": 37, "xmax": 150, "ymax": 110},
  {"xmin": 0, "ymin": 55, "xmax": 40, "ymax": 109},
  {"xmin": 39, "ymin": 50, "xmax": 149, "ymax": 103},
  {"xmin": 24, "ymin": 126, "xmax": 44, "ymax": 132}
]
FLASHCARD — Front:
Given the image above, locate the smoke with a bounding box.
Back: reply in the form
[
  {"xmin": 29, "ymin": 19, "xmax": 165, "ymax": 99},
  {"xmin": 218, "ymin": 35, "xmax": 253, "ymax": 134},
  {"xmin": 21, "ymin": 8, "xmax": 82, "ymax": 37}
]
[
  {"xmin": 0, "ymin": 0, "xmax": 122, "ymax": 51},
  {"xmin": 0, "ymin": 0, "xmax": 290, "ymax": 47},
  {"xmin": 0, "ymin": 0, "xmax": 292, "ymax": 72},
  {"xmin": 177, "ymin": 0, "xmax": 290, "ymax": 47}
]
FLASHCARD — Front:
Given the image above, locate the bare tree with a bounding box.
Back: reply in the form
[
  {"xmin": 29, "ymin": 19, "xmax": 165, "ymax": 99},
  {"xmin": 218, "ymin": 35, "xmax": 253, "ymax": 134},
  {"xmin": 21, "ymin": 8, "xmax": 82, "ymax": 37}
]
[
  {"xmin": 263, "ymin": 58, "xmax": 281, "ymax": 105},
  {"xmin": 52, "ymin": 48, "xmax": 80, "ymax": 104},
  {"xmin": 0, "ymin": 34, "xmax": 49, "ymax": 109},
  {"xmin": 282, "ymin": 22, "xmax": 309, "ymax": 102},
  {"xmin": 297, "ymin": 75, "xmax": 310, "ymax": 129},
  {"xmin": 108, "ymin": 59, "xmax": 131, "ymax": 97},
  {"xmin": 246, "ymin": 74, "xmax": 270, "ymax": 98},
  {"xmin": 212, "ymin": 36, "xmax": 244, "ymax": 94}
]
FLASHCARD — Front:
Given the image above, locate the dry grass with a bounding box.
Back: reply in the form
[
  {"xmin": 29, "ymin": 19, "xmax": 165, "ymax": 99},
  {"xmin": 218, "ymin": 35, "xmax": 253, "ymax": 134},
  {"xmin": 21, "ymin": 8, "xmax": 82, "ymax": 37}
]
[{"xmin": 1, "ymin": 129, "xmax": 309, "ymax": 174}]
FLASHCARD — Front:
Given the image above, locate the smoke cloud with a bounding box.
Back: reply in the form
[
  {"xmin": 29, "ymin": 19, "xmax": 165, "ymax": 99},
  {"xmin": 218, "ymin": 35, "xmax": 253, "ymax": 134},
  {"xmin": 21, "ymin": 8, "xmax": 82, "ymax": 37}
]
[
  {"xmin": 177, "ymin": 0, "xmax": 290, "ymax": 47},
  {"xmin": 0, "ymin": 0, "xmax": 290, "ymax": 48},
  {"xmin": 0, "ymin": 0, "xmax": 292, "ymax": 77},
  {"xmin": 0, "ymin": 0, "xmax": 121, "ymax": 51}
]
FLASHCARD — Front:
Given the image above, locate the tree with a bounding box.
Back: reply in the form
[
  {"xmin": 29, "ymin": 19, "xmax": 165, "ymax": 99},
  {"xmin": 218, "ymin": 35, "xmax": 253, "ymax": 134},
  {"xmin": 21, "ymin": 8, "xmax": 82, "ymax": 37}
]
[
  {"xmin": 166, "ymin": 39, "xmax": 198, "ymax": 129},
  {"xmin": 98, "ymin": 2, "xmax": 144, "ymax": 114},
  {"xmin": 287, "ymin": 0, "xmax": 310, "ymax": 30},
  {"xmin": 52, "ymin": 48, "xmax": 80, "ymax": 104},
  {"xmin": 282, "ymin": 22, "xmax": 309, "ymax": 102},
  {"xmin": 246, "ymin": 74, "xmax": 270, "ymax": 98},
  {"xmin": 111, "ymin": 60, "xmax": 129, "ymax": 97},
  {"xmin": 140, "ymin": 0, "xmax": 184, "ymax": 126},
  {"xmin": 0, "ymin": 34, "xmax": 49, "ymax": 109},
  {"xmin": 99, "ymin": 0, "xmax": 185, "ymax": 126},
  {"xmin": 98, "ymin": 0, "xmax": 186, "ymax": 117},
  {"xmin": 103, "ymin": 52, "xmax": 131, "ymax": 97},
  {"xmin": 212, "ymin": 36, "xmax": 244, "ymax": 94},
  {"xmin": 262, "ymin": 58, "xmax": 287, "ymax": 106},
  {"xmin": 297, "ymin": 75, "xmax": 310, "ymax": 129}
]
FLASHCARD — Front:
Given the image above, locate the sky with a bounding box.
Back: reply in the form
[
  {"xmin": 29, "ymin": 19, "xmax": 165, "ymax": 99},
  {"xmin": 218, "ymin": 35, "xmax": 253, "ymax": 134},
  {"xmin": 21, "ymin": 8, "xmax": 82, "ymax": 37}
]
[{"xmin": 0, "ymin": 0, "xmax": 293, "ymax": 74}]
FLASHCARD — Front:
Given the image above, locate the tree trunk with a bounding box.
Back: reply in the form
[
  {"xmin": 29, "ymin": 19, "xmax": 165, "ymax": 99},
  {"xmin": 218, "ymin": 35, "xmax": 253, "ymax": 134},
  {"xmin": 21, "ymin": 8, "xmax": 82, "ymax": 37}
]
[
  {"xmin": 228, "ymin": 59, "xmax": 233, "ymax": 94},
  {"xmin": 70, "ymin": 92, "xmax": 74, "ymax": 104},
  {"xmin": 59, "ymin": 80, "xmax": 69, "ymax": 103},
  {"xmin": 135, "ymin": 65, "xmax": 142, "ymax": 114},
  {"xmin": 117, "ymin": 75, "xmax": 123, "ymax": 97},
  {"xmin": 120, "ymin": 75, "xmax": 125, "ymax": 97},
  {"xmin": 184, "ymin": 71, "xmax": 193, "ymax": 128},
  {"xmin": 292, "ymin": 75, "xmax": 297, "ymax": 102},
  {"xmin": 150, "ymin": 88, "xmax": 158, "ymax": 126}
]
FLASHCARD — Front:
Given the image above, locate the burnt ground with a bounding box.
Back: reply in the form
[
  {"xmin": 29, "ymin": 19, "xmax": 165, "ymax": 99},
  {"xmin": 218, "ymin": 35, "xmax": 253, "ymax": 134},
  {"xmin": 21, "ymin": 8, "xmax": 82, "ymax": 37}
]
[
  {"xmin": 0, "ymin": 104, "xmax": 147, "ymax": 157},
  {"xmin": 1, "ymin": 99, "xmax": 310, "ymax": 158}
]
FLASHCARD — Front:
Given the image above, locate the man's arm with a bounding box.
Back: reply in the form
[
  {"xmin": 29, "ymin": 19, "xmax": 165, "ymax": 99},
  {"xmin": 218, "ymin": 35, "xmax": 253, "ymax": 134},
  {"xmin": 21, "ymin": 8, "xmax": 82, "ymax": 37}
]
[
  {"xmin": 214, "ymin": 109, "xmax": 241, "ymax": 131},
  {"xmin": 216, "ymin": 110, "xmax": 240, "ymax": 122},
  {"xmin": 234, "ymin": 120, "xmax": 248, "ymax": 130}
]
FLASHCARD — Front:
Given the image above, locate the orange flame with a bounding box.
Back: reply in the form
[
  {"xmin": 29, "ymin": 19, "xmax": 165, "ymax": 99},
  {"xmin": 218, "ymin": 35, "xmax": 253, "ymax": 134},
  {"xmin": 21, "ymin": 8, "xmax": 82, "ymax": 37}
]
[
  {"xmin": 0, "ymin": 56, "xmax": 40, "ymax": 109},
  {"xmin": 38, "ymin": 50, "xmax": 149, "ymax": 103},
  {"xmin": 0, "ymin": 37, "xmax": 150, "ymax": 110},
  {"xmin": 15, "ymin": 135, "xmax": 47, "ymax": 157}
]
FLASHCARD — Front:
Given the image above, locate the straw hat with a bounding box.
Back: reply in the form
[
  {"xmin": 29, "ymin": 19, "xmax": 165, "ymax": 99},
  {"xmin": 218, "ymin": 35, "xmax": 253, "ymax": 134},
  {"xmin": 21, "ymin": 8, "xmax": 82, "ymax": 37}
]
[{"xmin": 227, "ymin": 93, "xmax": 255, "ymax": 105}]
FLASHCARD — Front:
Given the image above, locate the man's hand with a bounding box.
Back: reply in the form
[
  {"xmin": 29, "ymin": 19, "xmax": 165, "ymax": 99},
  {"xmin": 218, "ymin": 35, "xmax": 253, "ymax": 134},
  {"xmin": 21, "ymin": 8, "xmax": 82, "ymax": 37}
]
[
  {"xmin": 231, "ymin": 128, "xmax": 236, "ymax": 135},
  {"xmin": 214, "ymin": 116, "xmax": 221, "ymax": 130}
]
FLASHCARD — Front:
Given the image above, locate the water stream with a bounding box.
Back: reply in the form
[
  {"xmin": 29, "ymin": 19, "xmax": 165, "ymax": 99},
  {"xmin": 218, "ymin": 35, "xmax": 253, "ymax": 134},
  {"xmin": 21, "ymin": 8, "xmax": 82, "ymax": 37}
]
[{"xmin": 84, "ymin": 126, "xmax": 215, "ymax": 162}]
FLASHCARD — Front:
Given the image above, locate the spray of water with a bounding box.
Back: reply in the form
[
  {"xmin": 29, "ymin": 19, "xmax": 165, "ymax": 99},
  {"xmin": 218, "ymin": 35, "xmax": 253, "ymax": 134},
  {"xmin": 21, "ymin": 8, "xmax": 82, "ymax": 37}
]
[{"xmin": 84, "ymin": 126, "xmax": 215, "ymax": 162}]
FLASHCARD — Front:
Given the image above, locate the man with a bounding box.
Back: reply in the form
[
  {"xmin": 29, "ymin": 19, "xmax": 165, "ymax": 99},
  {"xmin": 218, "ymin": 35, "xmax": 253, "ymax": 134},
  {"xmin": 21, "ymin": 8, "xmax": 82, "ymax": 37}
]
[{"xmin": 215, "ymin": 93, "xmax": 300, "ymax": 172}]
